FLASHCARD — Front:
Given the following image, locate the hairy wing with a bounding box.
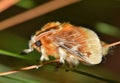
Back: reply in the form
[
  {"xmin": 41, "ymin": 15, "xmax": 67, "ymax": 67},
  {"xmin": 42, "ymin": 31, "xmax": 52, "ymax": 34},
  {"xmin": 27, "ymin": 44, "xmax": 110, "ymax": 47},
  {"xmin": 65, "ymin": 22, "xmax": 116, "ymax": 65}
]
[{"xmin": 53, "ymin": 25, "xmax": 102, "ymax": 65}]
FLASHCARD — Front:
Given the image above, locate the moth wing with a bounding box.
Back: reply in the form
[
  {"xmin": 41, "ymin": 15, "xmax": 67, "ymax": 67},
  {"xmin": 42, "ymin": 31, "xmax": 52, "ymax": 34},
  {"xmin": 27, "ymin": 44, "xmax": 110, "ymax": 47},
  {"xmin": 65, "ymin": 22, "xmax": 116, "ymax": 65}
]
[
  {"xmin": 58, "ymin": 43, "xmax": 93, "ymax": 64},
  {"xmin": 53, "ymin": 25, "xmax": 102, "ymax": 65}
]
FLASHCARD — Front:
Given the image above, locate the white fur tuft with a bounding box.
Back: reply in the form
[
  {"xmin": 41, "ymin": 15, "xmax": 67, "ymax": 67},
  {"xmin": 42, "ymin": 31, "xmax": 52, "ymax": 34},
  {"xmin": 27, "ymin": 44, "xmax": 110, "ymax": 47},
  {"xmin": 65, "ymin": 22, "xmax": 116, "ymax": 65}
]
[
  {"xmin": 58, "ymin": 47, "xmax": 67, "ymax": 63},
  {"xmin": 40, "ymin": 46, "xmax": 49, "ymax": 61}
]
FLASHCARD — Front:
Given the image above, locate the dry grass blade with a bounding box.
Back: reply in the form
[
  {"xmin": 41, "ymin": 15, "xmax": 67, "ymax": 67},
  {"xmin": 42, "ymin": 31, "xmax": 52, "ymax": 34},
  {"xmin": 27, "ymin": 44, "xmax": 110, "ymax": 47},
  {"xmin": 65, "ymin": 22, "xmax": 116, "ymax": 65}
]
[
  {"xmin": 0, "ymin": 0, "xmax": 80, "ymax": 30},
  {"xmin": 0, "ymin": 0, "xmax": 20, "ymax": 13}
]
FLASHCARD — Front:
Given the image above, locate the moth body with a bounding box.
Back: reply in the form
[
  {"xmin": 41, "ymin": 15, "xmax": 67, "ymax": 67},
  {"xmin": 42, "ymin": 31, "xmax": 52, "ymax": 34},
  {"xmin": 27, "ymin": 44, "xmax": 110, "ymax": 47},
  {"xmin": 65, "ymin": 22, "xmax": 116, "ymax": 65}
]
[{"xmin": 22, "ymin": 22, "xmax": 104, "ymax": 66}]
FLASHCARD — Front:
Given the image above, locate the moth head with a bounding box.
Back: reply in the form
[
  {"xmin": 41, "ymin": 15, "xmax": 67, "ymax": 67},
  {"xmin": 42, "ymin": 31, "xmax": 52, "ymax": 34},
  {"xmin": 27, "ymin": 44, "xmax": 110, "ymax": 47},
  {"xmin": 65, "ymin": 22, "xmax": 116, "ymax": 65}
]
[
  {"xmin": 21, "ymin": 35, "xmax": 42, "ymax": 54},
  {"xmin": 32, "ymin": 22, "xmax": 62, "ymax": 51},
  {"xmin": 30, "ymin": 35, "xmax": 43, "ymax": 52},
  {"xmin": 21, "ymin": 22, "xmax": 62, "ymax": 55}
]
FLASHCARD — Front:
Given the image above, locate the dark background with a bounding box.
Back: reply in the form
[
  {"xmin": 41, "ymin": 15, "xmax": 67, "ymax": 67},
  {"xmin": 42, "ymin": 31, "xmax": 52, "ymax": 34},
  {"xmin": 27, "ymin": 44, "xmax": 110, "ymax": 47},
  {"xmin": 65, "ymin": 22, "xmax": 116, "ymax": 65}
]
[{"xmin": 0, "ymin": 0, "xmax": 120, "ymax": 83}]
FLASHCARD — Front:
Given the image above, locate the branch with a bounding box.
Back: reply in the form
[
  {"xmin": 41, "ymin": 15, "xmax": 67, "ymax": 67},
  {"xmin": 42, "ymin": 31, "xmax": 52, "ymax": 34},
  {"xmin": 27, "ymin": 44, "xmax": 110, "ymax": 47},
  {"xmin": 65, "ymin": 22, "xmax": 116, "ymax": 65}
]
[
  {"xmin": 103, "ymin": 41, "xmax": 120, "ymax": 48},
  {"xmin": 0, "ymin": 59, "xmax": 120, "ymax": 83},
  {"xmin": 0, "ymin": 59, "xmax": 59, "ymax": 76}
]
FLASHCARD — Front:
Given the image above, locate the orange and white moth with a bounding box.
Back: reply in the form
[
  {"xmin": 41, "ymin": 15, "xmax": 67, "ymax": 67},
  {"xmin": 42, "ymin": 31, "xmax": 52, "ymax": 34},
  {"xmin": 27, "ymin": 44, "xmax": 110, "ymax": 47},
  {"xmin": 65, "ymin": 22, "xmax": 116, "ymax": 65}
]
[{"xmin": 22, "ymin": 22, "xmax": 120, "ymax": 66}]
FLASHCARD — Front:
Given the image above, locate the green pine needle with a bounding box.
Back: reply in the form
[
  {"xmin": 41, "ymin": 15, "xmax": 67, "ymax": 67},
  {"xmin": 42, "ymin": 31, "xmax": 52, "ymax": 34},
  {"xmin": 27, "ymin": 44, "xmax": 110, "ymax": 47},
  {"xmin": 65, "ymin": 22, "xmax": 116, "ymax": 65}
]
[
  {"xmin": 72, "ymin": 69, "xmax": 120, "ymax": 83},
  {"xmin": 95, "ymin": 22, "xmax": 120, "ymax": 37},
  {"xmin": 0, "ymin": 50, "xmax": 30, "ymax": 60}
]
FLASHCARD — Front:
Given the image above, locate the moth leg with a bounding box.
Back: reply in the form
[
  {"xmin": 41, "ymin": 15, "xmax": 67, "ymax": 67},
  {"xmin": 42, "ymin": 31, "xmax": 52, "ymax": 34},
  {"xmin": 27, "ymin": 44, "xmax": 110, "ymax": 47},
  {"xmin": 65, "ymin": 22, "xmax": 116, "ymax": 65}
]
[
  {"xmin": 69, "ymin": 55, "xmax": 79, "ymax": 66},
  {"xmin": 40, "ymin": 46, "xmax": 49, "ymax": 63},
  {"xmin": 54, "ymin": 62, "xmax": 63, "ymax": 71},
  {"xmin": 58, "ymin": 47, "xmax": 67, "ymax": 63},
  {"xmin": 66, "ymin": 54, "xmax": 79, "ymax": 68}
]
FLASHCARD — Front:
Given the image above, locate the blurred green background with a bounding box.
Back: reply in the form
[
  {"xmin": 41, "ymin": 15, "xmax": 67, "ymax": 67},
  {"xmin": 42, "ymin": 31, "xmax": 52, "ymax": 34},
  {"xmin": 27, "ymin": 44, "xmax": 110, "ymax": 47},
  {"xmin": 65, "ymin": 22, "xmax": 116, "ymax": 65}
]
[{"xmin": 0, "ymin": 0, "xmax": 120, "ymax": 83}]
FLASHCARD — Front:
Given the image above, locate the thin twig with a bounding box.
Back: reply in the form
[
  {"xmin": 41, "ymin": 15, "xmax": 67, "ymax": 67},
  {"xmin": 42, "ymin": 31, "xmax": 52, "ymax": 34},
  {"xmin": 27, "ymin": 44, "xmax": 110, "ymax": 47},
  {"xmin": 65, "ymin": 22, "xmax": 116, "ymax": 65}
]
[
  {"xmin": 0, "ymin": 59, "xmax": 120, "ymax": 83},
  {"xmin": 103, "ymin": 41, "xmax": 120, "ymax": 48},
  {"xmin": 0, "ymin": 59, "xmax": 59, "ymax": 76}
]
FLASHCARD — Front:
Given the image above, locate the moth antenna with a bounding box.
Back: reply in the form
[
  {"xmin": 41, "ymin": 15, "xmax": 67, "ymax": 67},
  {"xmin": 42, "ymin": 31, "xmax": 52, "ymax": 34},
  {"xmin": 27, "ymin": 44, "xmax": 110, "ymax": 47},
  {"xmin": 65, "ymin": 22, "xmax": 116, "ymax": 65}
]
[{"xmin": 103, "ymin": 41, "xmax": 120, "ymax": 48}]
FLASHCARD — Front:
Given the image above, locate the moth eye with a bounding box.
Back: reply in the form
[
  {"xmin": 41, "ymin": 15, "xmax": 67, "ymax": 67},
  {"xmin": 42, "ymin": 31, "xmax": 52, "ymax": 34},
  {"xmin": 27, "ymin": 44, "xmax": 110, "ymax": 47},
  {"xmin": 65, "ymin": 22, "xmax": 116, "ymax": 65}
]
[{"xmin": 35, "ymin": 40, "xmax": 41, "ymax": 47}]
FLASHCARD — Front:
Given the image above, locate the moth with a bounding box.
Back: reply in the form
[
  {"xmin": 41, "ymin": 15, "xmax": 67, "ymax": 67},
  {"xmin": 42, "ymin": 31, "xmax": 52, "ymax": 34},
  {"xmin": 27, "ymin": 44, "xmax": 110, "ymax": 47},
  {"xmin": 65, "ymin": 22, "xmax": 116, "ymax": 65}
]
[{"xmin": 21, "ymin": 22, "xmax": 120, "ymax": 66}]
